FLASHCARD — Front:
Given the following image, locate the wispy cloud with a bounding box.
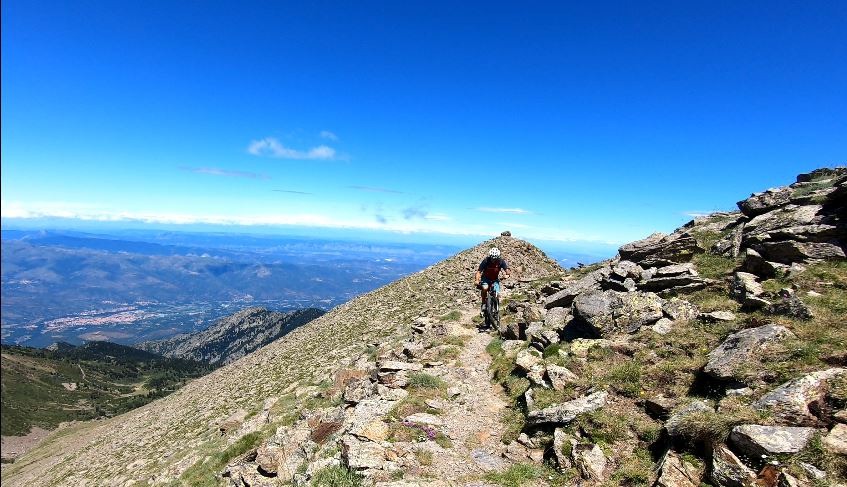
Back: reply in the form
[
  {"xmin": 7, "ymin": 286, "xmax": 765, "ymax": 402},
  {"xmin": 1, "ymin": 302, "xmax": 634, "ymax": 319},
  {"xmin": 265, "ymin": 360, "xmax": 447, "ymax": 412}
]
[
  {"xmin": 475, "ymin": 207, "xmax": 534, "ymax": 215},
  {"xmin": 425, "ymin": 213, "xmax": 451, "ymax": 221},
  {"xmin": 181, "ymin": 166, "xmax": 270, "ymax": 180},
  {"xmin": 320, "ymin": 130, "xmax": 339, "ymax": 141},
  {"xmin": 682, "ymin": 211, "xmax": 714, "ymax": 218},
  {"xmin": 247, "ymin": 137, "xmax": 336, "ymax": 160},
  {"xmin": 272, "ymin": 189, "xmax": 313, "ymax": 195},
  {"xmin": 402, "ymin": 204, "xmax": 428, "ymax": 220},
  {"xmin": 347, "ymin": 185, "xmax": 404, "ymax": 194}
]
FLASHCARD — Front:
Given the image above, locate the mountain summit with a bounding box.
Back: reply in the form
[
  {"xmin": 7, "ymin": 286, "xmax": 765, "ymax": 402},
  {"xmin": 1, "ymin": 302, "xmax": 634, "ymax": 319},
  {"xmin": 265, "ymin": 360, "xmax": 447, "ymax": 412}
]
[{"xmin": 3, "ymin": 168, "xmax": 845, "ymax": 487}]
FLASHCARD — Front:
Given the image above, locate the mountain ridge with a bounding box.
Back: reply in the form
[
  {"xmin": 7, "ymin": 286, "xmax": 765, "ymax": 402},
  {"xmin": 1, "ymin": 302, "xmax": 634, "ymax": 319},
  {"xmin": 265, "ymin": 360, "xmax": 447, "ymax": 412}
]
[
  {"xmin": 137, "ymin": 307, "xmax": 326, "ymax": 366},
  {"xmin": 2, "ymin": 236, "xmax": 561, "ymax": 486}
]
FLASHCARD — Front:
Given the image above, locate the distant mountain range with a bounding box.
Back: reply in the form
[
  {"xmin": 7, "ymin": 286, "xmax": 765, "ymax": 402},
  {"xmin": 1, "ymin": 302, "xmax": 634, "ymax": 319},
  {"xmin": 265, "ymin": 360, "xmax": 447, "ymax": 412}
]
[
  {"xmin": 137, "ymin": 307, "xmax": 325, "ymax": 366},
  {"xmin": 0, "ymin": 230, "xmax": 461, "ymax": 346}
]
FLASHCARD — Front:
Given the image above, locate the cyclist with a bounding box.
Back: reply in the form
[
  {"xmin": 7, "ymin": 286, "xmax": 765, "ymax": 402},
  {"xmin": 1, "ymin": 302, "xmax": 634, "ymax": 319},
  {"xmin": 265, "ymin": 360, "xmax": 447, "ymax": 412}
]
[{"xmin": 474, "ymin": 247, "xmax": 511, "ymax": 316}]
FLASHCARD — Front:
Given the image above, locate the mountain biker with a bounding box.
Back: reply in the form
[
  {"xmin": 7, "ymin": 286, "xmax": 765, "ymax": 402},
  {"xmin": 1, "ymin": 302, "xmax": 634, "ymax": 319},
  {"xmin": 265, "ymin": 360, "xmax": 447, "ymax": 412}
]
[{"xmin": 474, "ymin": 247, "xmax": 511, "ymax": 316}]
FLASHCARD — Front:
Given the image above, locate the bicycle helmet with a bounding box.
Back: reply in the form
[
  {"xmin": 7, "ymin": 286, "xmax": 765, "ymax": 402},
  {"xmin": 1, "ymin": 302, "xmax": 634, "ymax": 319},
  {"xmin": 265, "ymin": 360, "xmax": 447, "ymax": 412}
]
[{"xmin": 489, "ymin": 247, "xmax": 501, "ymax": 259}]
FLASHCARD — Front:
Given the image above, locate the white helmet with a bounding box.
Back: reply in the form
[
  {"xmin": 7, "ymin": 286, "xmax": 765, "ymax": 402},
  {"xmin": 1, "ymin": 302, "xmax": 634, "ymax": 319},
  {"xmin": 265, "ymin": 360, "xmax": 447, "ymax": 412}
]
[{"xmin": 489, "ymin": 247, "xmax": 501, "ymax": 259}]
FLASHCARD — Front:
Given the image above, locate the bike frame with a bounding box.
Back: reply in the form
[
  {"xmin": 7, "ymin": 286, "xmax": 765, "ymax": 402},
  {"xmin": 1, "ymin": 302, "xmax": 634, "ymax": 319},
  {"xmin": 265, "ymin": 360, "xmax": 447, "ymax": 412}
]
[{"xmin": 480, "ymin": 281, "xmax": 500, "ymax": 329}]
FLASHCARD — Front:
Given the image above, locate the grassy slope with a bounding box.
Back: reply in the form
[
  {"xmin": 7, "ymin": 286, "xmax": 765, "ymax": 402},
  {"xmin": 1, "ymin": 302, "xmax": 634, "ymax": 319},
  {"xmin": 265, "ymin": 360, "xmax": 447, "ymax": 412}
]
[{"xmin": 1, "ymin": 343, "xmax": 210, "ymax": 437}]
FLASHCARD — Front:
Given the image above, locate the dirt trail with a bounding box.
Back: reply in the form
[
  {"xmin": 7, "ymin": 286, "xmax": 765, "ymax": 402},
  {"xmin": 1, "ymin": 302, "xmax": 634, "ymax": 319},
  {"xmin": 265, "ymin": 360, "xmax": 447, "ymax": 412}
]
[{"xmin": 425, "ymin": 307, "xmax": 511, "ymax": 484}]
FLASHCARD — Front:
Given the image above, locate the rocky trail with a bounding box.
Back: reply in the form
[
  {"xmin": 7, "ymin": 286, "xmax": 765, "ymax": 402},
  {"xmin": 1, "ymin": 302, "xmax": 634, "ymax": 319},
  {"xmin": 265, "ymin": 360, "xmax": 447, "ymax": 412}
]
[{"xmin": 424, "ymin": 310, "xmax": 509, "ymax": 482}]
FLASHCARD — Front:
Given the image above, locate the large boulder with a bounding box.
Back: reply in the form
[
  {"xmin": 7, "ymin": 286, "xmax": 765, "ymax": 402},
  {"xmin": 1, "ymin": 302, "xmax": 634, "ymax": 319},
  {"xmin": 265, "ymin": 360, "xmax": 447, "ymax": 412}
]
[
  {"xmin": 572, "ymin": 290, "xmax": 664, "ymax": 335},
  {"xmin": 527, "ymin": 391, "xmax": 608, "ymax": 425},
  {"xmin": 345, "ymin": 398, "xmax": 397, "ymax": 439},
  {"xmin": 553, "ymin": 428, "xmax": 575, "ymax": 469},
  {"xmin": 712, "ymin": 224, "xmax": 745, "ymax": 258},
  {"xmin": 741, "ymin": 248, "xmax": 789, "ymax": 278},
  {"xmin": 754, "ymin": 368, "xmax": 847, "ymax": 426},
  {"xmin": 544, "ymin": 266, "xmax": 611, "ymax": 309},
  {"xmin": 737, "ymin": 187, "xmax": 793, "ymax": 217},
  {"xmin": 743, "ymin": 204, "xmax": 829, "ymax": 239},
  {"xmin": 767, "ymin": 288, "xmax": 814, "ymax": 320},
  {"xmin": 618, "ymin": 232, "xmax": 702, "ymax": 266},
  {"xmin": 729, "ymin": 425, "xmax": 816, "ymax": 458},
  {"xmin": 752, "ymin": 241, "xmax": 845, "ymax": 265},
  {"xmin": 703, "ymin": 324, "xmax": 795, "ymax": 381}
]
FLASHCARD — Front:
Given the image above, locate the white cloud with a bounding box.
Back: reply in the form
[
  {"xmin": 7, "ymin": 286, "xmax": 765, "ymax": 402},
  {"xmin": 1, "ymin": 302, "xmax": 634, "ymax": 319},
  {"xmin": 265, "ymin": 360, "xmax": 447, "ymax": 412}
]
[
  {"xmin": 425, "ymin": 213, "xmax": 451, "ymax": 221},
  {"xmin": 682, "ymin": 211, "xmax": 714, "ymax": 218},
  {"xmin": 247, "ymin": 137, "xmax": 336, "ymax": 160},
  {"xmin": 475, "ymin": 207, "xmax": 534, "ymax": 215},
  {"xmin": 320, "ymin": 130, "xmax": 339, "ymax": 141}
]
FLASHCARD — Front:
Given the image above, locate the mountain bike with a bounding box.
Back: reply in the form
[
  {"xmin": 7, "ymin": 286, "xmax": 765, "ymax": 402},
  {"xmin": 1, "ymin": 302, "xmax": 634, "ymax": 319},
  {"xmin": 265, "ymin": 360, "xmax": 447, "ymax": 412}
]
[{"xmin": 477, "ymin": 281, "xmax": 500, "ymax": 330}]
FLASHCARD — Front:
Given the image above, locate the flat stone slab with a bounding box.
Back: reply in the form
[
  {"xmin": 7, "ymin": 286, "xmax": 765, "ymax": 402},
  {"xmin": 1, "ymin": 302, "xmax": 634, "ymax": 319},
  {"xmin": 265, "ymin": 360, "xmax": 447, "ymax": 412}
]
[
  {"xmin": 730, "ymin": 424, "xmax": 815, "ymax": 457},
  {"xmin": 470, "ymin": 449, "xmax": 506, "ymax": 472},
  {"xmin": 703, "ymin": 324, "xmax": 795, "ymax": 380},
  {"xmin": 527, "ymin": 391, "xmax": 607, "ymax": 425},
  {"xmin": 378, "ymin": 361, "xmax": 423, "ymax": 372}
]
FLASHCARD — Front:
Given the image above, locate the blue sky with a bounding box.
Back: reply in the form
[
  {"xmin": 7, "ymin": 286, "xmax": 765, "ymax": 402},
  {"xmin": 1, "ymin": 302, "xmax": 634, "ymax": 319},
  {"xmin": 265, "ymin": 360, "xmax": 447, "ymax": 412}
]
[{"xmin": 2, "ymin": 1, "xmax": 845, "ymax": 250}]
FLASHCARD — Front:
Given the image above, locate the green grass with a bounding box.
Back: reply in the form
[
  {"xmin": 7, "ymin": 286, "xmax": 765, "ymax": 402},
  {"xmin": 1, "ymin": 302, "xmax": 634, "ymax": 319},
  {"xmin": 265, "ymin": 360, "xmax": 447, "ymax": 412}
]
[
  {"xmin": 542, "ymin": 343, "xmax": 562, "ymax": 359},
  {"xmin": 691, "ymin": 252, "xmax": 739, "ymax": 280},
  {"xmin": 415, "ymin": 448, "xmax": 433, "ymax": 465},
  {"xmin": 439, "ymin": 310, "xmax": 462, "ymax": 322},
  {"xmin": 793, "ymin": 433, "xmax": 847, "ymax": 481},
  {"xmin": 667, "ymin": 407, "xmax": 763, "ymax": 444},
  {"xmin": 573, "ymin": 410, "xmax": 629, "ymax": 446},
  {"xmin": 434, "ymin": 432, "xmax": 453, "ymax": 449},
  {"xmin": 408, "ymin": 372, "xmax": 447, "ymax": 390},
  {"xmin": 606, "ymin": 447, "xmax": 653, "ymax": 486},
  {"xmin": 792, "ymin": 178, "xmax": 837, "ymax": 198},
  {"xmin": 311, "ymin": 465, "xmax": 363, "ymax": 487},
  {"xmin": 500, "ymin": 408, "xmax": 526, "ymax": 443},
  {"xmin": 606, "ymin": 362, "xmax": 643, "ymax": 398},
  {"xmin": 532, "ymin": 387, "xmax": 572, "ymax": 410},
  {"xmin": 484, "ymin": 463, "xmax": 543, "ymax": 487},
  {"xmin": 179, "ymin": 431, "xmax": 265, "ymax": 486},
  {"xmin": 686, "ymin": 288, "xmax": 740, "ymax": 313}
]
